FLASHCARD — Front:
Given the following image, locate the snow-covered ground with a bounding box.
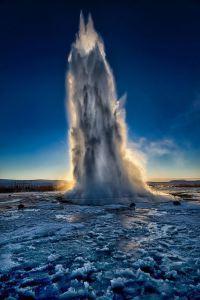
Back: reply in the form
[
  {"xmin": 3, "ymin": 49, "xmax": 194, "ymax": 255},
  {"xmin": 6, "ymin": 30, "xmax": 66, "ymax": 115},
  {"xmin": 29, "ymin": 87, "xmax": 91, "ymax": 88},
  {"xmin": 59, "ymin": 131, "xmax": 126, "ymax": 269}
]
[{"xmin": 0, "ymin": 189, "xmax": 200, "ymax": 299}]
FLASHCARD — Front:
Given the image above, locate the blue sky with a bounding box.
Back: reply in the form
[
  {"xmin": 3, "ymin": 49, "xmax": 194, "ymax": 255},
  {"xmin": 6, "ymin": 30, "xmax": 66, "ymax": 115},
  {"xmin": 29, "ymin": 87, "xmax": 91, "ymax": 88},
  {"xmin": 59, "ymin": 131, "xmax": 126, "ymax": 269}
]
[{"xmin": 0, "ymin": 0, "xmax": 200, "ymax": 180}]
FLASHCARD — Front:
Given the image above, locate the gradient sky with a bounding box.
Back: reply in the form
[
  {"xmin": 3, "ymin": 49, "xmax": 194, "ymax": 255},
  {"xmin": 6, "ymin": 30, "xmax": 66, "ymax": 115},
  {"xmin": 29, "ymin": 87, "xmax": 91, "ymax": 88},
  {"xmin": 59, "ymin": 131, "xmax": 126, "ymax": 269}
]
[{"xmin": 0, "ymin": 0, "xmax": 200, "ymax": 180}]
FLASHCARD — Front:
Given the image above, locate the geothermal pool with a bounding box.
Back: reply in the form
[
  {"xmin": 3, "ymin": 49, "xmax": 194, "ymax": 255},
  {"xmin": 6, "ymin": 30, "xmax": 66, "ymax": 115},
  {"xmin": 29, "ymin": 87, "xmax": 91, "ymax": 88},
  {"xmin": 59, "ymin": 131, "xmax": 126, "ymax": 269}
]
[{"xmin": 0, "ymin": 188, "xmax": 200, "ymax": 299}]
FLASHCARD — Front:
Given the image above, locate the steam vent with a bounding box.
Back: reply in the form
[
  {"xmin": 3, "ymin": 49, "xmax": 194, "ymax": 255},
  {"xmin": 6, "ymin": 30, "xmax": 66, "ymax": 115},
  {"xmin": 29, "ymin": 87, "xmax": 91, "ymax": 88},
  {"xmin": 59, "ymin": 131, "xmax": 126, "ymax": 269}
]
[{"xmin": 64, "ymin": 14, "xmax": 151, "ymax": 205}]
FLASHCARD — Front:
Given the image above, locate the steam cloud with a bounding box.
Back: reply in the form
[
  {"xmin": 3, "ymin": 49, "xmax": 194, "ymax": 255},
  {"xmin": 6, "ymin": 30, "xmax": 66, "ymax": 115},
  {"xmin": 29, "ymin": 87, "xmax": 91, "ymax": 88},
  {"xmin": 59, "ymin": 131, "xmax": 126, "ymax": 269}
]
[{"xmin": 64, "ymin": 14, "xmax": 153, "ymax": 204}]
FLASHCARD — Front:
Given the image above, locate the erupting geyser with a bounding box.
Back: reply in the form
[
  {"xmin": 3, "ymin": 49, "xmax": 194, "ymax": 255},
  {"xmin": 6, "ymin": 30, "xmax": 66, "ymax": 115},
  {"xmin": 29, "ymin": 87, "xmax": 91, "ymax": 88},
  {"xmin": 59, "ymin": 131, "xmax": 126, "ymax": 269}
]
[{"xmin": 64, "ymin": 14, "xmax": 152, "ymax": 204}]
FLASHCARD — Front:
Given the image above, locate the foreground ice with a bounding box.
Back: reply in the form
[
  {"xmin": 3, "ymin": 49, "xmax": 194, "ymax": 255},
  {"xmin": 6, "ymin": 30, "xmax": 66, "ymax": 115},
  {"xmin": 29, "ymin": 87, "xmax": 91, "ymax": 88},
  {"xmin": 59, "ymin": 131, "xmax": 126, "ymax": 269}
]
[{"xmin": 0, "ymin": 189, "xmax": 200, "ymax": 299}]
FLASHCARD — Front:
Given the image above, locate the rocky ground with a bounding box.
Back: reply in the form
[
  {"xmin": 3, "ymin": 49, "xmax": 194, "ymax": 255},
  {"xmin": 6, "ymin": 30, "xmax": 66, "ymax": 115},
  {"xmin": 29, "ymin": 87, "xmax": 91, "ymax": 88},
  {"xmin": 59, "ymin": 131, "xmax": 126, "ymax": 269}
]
[{"xmin": 0, "ymin": 188, "xmax": 200, "ymax": 299}]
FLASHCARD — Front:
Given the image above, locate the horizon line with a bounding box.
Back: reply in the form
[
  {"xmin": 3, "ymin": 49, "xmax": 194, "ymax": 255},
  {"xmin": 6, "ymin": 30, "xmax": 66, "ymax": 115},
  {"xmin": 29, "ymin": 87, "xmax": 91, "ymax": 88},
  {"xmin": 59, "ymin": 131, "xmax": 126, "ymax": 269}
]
[{"xmin": 0, "ymin": 177, "xmax": 200, "ymax": 182}]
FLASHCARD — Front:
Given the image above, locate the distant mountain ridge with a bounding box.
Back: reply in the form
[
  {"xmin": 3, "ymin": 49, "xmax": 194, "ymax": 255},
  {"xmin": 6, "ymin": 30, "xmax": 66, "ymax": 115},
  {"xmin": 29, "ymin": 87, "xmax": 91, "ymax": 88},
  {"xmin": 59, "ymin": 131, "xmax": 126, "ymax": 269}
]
[
  {"xmin": 0, "ymin": 179, "xmax": 199, "ymax": 193},
  {"xmin": 0, "ymin": 179, "xmax": 66, "ymax": 187},
  {"xmin": 0, "ymin": 179, "xmax": 68, "ymax": 192},
  {"xmin": 169, "ymin": 180, "xmax": 200, "ymax": 184},
  {"xmin": 149, "ymin": 179, "xmax": 200, "ymax": 188}
]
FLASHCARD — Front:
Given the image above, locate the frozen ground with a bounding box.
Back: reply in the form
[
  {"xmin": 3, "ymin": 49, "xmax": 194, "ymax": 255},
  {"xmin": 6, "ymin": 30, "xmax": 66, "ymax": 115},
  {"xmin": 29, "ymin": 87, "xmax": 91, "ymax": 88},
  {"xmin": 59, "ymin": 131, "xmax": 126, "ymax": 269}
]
[{"xmin": 0, "ymin": 188, "xmax": 200, "ymax": 299}]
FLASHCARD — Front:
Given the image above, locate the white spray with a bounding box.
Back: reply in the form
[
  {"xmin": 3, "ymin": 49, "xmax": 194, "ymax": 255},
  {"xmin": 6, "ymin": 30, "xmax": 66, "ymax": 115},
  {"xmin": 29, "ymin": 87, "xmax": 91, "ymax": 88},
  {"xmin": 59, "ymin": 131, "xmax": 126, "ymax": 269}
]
[{"xmin": 64, "ymin": 14, "xmax": 153, "ymax": 204}]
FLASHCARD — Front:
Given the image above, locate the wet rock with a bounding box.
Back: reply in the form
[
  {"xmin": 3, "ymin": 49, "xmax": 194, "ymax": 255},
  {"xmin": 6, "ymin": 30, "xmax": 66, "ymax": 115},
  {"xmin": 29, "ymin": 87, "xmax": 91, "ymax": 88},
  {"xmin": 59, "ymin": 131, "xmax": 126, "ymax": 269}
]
[
  {"xmin": 18, "ymin": 203, "xmax": 25, "ymax": 210},
  {"xmin": 20, "ymin": 277, "xmax": 50, "ymax": 288},
  {"xmin": 17, "ymin": 289, "xmax": 35, "ymax": 300},
  {"xmin": 0, "ymin": 274, "xmax": 10, "ymax": 282},
  {"xmin": 165, "ymin": 270, "xmax": 178, "ymax": 280},
  {"xmin": 111, "ymin": 278, "xmax": 125, "ymax": 294},
  {"xmin": 140, "ymin": 265, "xmax": 153, "ymax": 275},
  {"xmin": 23, "ymin": 265, "xmax": 34, "ymax": 272},
  {"xmin": 5, "ymin": 205, "xmax": 12, "ymax": 209},
  {"xmin": 130, "ymin": 202, "xmax": 136, "ymax": 209},
  {"xmin": 56, "ymin": 195, "xmax": 63, "ymax": 202},
  {"xmin": 144, "ymin": 284, "xmax": 158, "ymax": 294},
  {"xmin": 173, "ymin": 201, "xmax": 181, "ymax": 206}
]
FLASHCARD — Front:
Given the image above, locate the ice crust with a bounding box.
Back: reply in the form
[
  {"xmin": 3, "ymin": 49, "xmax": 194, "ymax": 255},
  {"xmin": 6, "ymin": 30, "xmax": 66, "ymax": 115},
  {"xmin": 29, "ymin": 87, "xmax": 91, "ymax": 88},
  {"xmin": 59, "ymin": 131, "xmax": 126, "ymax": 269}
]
[{"xmin": 0, "ymin": 191, "xmax": 200, "ymax": 299}]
